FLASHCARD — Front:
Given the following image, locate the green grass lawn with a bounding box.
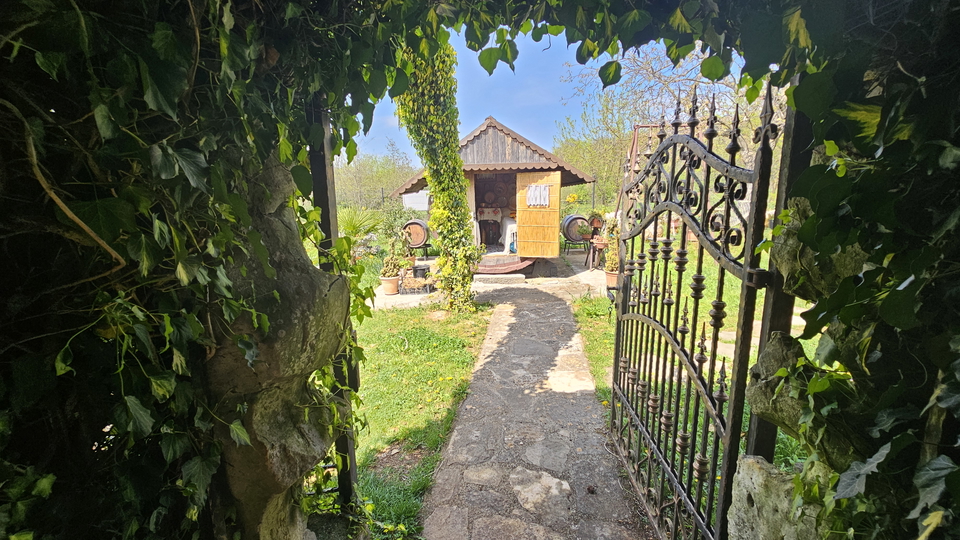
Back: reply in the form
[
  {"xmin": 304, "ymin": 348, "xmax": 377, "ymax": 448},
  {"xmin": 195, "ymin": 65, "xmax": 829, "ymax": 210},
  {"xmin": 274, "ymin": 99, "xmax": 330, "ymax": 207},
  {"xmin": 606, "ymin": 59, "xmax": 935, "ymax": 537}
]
[{"xmin": 349, "ymin": 305, "xmax": 489, "ymax": 538}]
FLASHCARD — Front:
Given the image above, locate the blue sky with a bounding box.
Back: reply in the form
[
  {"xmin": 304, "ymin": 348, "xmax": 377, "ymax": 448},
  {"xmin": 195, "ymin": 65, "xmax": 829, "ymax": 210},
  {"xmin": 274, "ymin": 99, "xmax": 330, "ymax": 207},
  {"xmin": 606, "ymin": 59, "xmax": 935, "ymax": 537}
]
[{"xmin": 355, "ymin": 32, "xmax": 595, "ymax": 162}]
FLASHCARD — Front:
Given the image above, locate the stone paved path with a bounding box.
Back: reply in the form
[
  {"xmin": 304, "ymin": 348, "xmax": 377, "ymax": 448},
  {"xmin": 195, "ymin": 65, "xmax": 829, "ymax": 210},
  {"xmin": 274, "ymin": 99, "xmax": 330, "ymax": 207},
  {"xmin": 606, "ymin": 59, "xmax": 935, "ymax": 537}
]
[{"xmin": 420, "ymin": 268, "xmax": 647, "ymax": 539}]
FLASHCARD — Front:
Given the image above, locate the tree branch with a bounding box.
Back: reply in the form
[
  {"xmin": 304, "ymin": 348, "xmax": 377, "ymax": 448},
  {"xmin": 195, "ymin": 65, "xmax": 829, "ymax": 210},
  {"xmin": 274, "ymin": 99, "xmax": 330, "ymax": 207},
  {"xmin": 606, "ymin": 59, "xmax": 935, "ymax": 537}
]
[{"xmin": 0, "ymin": 98, "xmax": 126, "ymax": 268}]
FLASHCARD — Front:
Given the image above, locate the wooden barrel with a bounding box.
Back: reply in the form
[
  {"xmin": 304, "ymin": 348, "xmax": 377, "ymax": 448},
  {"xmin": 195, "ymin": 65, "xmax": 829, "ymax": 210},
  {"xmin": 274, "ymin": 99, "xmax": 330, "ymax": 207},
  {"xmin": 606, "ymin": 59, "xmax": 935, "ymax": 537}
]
[
  {"xmin": 402, "ymin": 219, "xmax": 430, "ymax": 248},
  {"xmin": 561, "ymin": 214, "xmax": 588, "ymax": 243}
]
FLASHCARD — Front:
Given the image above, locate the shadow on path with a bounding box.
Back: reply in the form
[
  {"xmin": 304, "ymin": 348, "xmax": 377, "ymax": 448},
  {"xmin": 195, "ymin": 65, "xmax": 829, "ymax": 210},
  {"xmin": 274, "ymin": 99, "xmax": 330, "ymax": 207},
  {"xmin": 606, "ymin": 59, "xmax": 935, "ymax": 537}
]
[{"xmin": 421, "ymin": 281, "xmax": 650, "ymax": 539}]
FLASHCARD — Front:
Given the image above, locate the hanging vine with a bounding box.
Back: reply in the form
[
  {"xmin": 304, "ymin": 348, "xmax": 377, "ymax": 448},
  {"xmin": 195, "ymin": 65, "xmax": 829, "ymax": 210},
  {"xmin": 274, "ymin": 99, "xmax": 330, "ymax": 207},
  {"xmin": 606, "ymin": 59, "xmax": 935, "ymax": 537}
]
[{"xmin": 395, "ymin": 43, "xmax": 483, "ymax": 312}]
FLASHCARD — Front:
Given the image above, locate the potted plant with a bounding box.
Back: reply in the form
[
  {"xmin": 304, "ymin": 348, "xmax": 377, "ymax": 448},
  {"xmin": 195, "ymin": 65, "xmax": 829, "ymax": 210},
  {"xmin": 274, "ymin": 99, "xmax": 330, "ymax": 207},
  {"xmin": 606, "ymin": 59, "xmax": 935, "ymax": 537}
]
[
  {"xmin": 604, "ymin": 224, "xmax": 620, "ymax": 288},
  {"xmin": 380, "ymin": 255, "xmax": 405, "ymax": 295},
  {"xmin": 577, "ymin": 222, "xmax": 593, "ymax": 241},
  {"xmin": 588, "ymin": 209, "xmax": 605, "ymax": 229}
]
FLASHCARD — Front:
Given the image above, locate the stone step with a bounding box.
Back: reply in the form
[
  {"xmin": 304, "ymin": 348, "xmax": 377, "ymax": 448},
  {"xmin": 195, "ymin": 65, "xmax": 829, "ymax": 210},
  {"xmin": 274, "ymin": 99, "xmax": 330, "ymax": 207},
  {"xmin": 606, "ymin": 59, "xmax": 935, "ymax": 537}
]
[{"xmin": 473, "ymin": 274, "xmax": 526, "ymax": 284}]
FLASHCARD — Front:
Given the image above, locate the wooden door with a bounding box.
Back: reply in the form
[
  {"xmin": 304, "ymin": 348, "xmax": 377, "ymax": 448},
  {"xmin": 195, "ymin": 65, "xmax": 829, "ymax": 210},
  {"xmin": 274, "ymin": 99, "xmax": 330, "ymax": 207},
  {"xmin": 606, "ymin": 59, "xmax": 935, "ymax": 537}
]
[{"xmin": 515, "ymin": 171, "xmax": 561, "ymax": 257}]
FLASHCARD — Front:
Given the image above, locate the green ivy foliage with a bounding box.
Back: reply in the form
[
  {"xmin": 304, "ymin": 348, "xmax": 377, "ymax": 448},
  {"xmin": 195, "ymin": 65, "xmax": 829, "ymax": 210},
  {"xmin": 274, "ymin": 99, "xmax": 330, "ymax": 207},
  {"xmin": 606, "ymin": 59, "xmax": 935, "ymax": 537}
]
[{"xmin": 395, "ymin": 44, "xmax": 482, "ymax": 312}]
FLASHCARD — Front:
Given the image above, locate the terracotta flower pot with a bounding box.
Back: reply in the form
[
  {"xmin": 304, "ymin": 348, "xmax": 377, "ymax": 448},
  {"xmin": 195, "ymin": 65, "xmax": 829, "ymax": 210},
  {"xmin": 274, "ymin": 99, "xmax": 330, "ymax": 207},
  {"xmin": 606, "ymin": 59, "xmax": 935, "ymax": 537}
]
[
  {"xmin": 380, "ymin": 276, "xmax": 400, "ymax": 295},
  {"xmin": 581, "ymin": 234, "xmax": 592, "ymax": 241},
  {"xmin": 605, "ymin": 271, "xmax": 619, "ymax": 288}
]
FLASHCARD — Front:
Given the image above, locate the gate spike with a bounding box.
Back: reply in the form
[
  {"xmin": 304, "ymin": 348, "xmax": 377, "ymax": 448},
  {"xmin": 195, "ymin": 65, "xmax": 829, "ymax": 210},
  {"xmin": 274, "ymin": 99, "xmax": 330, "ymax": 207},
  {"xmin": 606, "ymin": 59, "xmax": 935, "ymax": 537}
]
[
  {"xmin": 687, "ymin": 85, "xmax": 700, "ymax": 133},
  {"xmin": 753, "ymin": 82, "xmax": 781, "ymax": 144},
  {"xmin": 644, "ymin": 135, "xmax": 653, "ymax": 159},
  {"xmin": 725, "ymin": 104, "xmax": 741, "ymax": 157},
  {"xmin": 704, "ymin": 94, "xmax": 718, "ymax": 140},
  {"xmin": 671, "ymin": 92, "xmax": 683, "ymax": 133},
  {"xmin": 657, "ymin": 115, "xmax": 667, "ymax": 141}
]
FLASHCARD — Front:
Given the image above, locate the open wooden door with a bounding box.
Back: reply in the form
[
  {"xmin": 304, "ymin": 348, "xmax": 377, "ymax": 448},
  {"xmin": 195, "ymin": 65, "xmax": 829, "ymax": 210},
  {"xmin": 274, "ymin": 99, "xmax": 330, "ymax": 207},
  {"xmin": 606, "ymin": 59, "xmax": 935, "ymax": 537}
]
[{"xmin": 515, "ymin": 171, "xmax": 561, "ymax": 257}]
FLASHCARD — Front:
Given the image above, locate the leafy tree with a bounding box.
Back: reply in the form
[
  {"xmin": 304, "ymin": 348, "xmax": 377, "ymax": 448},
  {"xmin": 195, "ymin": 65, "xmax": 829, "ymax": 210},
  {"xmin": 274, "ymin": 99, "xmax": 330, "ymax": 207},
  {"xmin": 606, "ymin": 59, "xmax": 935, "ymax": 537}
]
[
  {"xmin": 335, "ymin": 141, "xmax": 418, "ymax": 209},
  {"xmin": 555, "ymin": 42, "xmax": 785, "ymax": 213},
  {"xmin": 395, "ymin": 44, "xmax": 482, "ymax": 312}
]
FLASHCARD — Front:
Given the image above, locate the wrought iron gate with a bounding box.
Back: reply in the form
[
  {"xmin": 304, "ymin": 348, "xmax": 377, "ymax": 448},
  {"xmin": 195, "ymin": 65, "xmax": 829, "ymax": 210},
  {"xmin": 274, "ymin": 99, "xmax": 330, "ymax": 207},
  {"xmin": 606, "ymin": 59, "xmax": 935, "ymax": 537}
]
[{"xmin": 611, "ymin": 85, "xmax": 779, "ymax": 540}]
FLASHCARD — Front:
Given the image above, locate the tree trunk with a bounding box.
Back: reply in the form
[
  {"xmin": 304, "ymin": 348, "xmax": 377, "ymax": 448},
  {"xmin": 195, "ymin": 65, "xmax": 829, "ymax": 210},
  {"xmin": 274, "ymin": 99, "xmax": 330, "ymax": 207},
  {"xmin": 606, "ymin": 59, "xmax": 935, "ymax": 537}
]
[{"xmin": 205, "ymin": 158, "xmax": 350, "ymax": 539}]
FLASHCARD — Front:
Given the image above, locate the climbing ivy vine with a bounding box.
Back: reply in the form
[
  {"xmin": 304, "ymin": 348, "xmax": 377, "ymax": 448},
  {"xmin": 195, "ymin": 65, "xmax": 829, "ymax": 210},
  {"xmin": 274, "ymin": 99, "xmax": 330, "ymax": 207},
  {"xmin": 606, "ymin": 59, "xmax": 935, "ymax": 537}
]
[{"xmin": 395, "ymin": 44, "xmax": 482, "ymax": 312}]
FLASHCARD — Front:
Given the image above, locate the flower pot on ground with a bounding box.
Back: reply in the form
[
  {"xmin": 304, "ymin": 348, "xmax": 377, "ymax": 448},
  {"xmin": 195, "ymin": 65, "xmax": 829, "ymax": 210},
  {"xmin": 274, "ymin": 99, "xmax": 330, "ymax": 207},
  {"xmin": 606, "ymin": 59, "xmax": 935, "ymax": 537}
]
[
  {"xmin": 380, "ymin": 255, "xmax": 408, "ymax": 295},
  {"xmin": 380, "ymin": 276, "xmax": 400, "ymax": 295}
]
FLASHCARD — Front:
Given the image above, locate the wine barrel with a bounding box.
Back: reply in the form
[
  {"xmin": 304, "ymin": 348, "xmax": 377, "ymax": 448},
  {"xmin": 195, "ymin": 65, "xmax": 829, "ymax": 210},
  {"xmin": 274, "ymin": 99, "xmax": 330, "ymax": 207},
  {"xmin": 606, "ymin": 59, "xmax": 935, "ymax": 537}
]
[
  {"xmin": 561, "ymin": 214, "xmax": 589, "ymax": 243},
  {"xmin": 402, "ymin": 219, "xmax": 430, "ymax": 248}
]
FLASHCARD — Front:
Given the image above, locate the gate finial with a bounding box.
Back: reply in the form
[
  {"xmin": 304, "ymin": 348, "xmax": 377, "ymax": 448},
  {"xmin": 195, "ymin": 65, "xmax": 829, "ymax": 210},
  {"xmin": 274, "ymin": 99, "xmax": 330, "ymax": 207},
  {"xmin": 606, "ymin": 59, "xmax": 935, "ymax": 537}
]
[
  {"xmin": 704, "ymin": 94, "xmax": 718, "ymax": 141},
  {"xmin": 753, "ymin": 82, "xmax": 780, "ymax": 144},
  {"xmin": 657, "ymin": 115, "xmax": 667, "ymax": 142},
  {"xmin": 687, "ymin": 85, "xmax": 700, "ymax": 134},
  {"xmin": 671, "ymin": 91, "xmax": 683, "ymax": 133},
  {"xmin": 725, "ymin": 104, "xmax": 741, "ymax": 158}
]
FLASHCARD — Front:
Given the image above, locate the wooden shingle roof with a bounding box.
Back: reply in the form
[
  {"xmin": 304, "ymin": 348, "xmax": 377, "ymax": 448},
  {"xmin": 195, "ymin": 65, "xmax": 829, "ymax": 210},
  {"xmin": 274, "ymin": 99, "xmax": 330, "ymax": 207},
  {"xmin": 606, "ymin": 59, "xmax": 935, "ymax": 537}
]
[{"xmin": 391, "ymin": 116, "xmax": 593, "ymax": 197}]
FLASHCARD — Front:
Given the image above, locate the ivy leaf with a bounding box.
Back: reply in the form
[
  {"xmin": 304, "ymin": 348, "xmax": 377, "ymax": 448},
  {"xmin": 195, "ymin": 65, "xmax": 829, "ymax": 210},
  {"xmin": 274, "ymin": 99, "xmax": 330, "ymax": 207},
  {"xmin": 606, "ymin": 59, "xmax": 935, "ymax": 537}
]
[
  {"xmin": 291, "ymin": 165, "xmax": 312, "ymax": 196},
  {"xmin": 146, "ymin": 368, "xmax": 177, "ymax": 402},
  {"xmin": 151, "ymin": 22, "xmax": 183, "ymax": 64},
  {"xmin": 93, "ymin": 103, "xmax": 119, "ymax": 140},
  {"xmin": 35, "ymin": 51, "xmax": 65, "ymax": 81},
  {"xmin": 181, "ymin": 454, "xmax": 220, "ymax": 497},
  {"xmin": 499, "ymin": 39, "xmax": 518, "ymax": 69},
  {"xmin": 175, "ymin": 255, "xmax": 202, "ymax": 286},
  {"xmin": 909, "ymin": 455, "xmax": 959, "ymax": 519},
  {"xmin": 868, "ymin": 406, "xmax": 919, "ymax": 438},
  {"xmin": 879, "ymin": 276, "xmax": 922, "ymax": 330},
  {"xmin": 172, "ymin": 347, "xmax": 190, "ymax": 376},
  {"xmin": 793, "ymin": 71, "xmax": 837, "ymax": 120},
  {"xmin": 228, "ymin": 419, "xmax": 252, "ymax": 446},
  {"xmin": 236, "ymin": 337, "xmax": 258, "ymax": 368},
  {"xmin": 835, "ymin": 102, "xmax": 882, "ymax": 141},
  {"xmin": 247, "ymin": 230, "xmax": 276, "ymax": 279},
  {"xmin": 173, "ymin": 148, "xmax": 210, "ymax": 194},
  {"xmin": 160, "ymin": 432, "xmax": 190, "ymax": 463},
  {"xmin": 619, "ymin": 9, "xmax": 652, "ymax": 37},
  {"xmin": 138, "ymin": 56, "xmax": 186, "ymax": 120},
  {"xmin": 739, "ymin": 11, "xmax": 784, "ymax": 78},
  {"xmin": 668, "ymin": 7, "xmax": 693, "ymax": 32},
  {"xmin": 700, "ymin": 56, "xmax": 725, "ymax": 81},
  {"xmin": 65, "ymin": 198, "xmax": 137, "ymax": 244},
  {"xmin": 124, "ymin": 395, "xmax": 155, "ymax": 438},
  {"xmin": 149, "ymin": 144, "xmax": 178, "ymax": 179},
  {"xmin": 388, "ymin": 68, "xmax": 409, "ymax": 98},
  {"xmin": 478, "ymin": 48, "xmax": 500, "ymax": 75},
  {"xmin": 835, "ymin": 442, "xmax": 891, "ymax": 499},
  {"xmin": 598, "ymin": 61, "xmax": 622, "ymax": 89},
  {"xmin": 784, "ymin": 7, "xmax": 813, "ymax": 48},
  {"xmin": 9, "ymin": 532, "xmax": 33, "ymax": 540},
  {"xmin": 575, "ymin": 39, "xmax": 598, "ymax": 64},
  {"xmin": 31, "ymin": 474, "xmax": 55, "ymax": 498},
  {"xmin": 127, "ymin": 233, "xmax": 160, "ymax": 276},
  {"xmin": 54, "ymin": 344, "xmax": 74, "ymax": 376}
]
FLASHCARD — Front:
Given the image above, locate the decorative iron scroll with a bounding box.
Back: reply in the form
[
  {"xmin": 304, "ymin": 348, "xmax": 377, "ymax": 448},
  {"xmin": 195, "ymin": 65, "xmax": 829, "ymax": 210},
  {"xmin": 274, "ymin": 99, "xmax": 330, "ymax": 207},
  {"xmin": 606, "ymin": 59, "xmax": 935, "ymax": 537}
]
[{"xmin": 611, "ymin": 85, "xmax": 778, "ymax": 540}]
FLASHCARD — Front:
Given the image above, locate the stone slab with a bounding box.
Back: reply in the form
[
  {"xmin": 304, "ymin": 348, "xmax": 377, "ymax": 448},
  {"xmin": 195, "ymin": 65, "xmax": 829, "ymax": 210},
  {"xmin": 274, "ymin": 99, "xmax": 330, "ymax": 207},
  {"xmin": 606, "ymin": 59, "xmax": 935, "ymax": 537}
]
[{"xmin": 473, "ymin": 273, "xmax": 526, "ymax": 284}]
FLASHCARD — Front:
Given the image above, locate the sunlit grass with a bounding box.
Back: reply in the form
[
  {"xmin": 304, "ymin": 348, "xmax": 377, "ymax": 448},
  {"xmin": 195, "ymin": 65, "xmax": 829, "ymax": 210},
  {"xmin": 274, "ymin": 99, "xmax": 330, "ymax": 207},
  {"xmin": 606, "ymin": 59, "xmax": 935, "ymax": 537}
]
[{"xmin": 350, "ymin": 305, "xmax": 489, "ymax": 538}]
